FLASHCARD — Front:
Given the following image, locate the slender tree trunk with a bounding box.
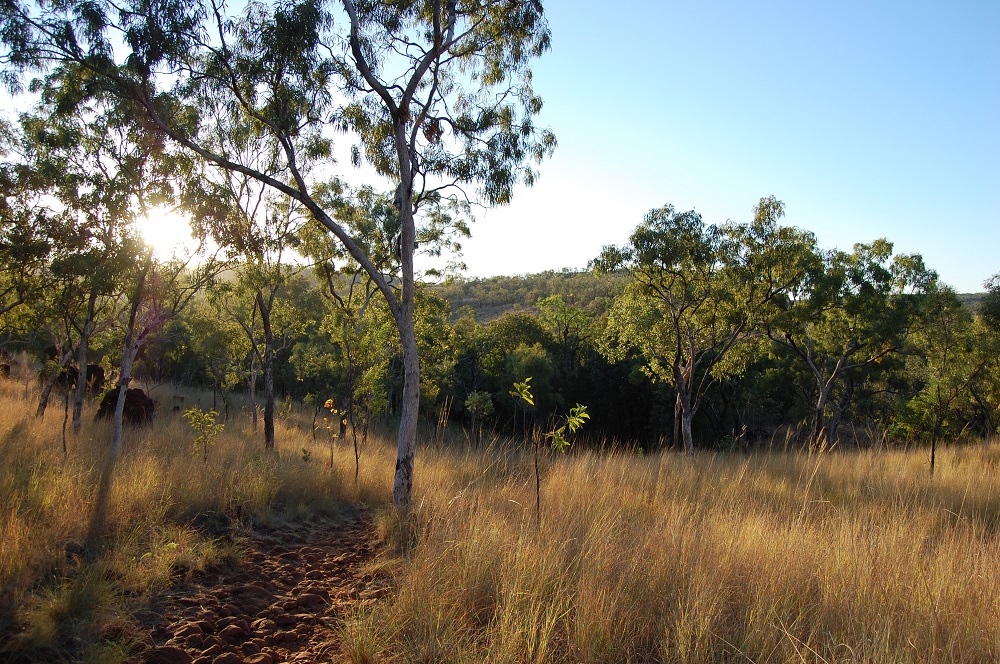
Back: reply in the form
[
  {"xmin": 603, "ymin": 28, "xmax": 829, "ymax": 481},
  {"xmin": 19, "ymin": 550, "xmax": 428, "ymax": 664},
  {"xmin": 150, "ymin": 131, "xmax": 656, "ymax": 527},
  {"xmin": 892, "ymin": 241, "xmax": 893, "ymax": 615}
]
[
  {"xmin": 676, "ymin": 370, "xmax": 696, "ymax": 457},
  {"xmin": 112, "ymin": 262, "xmax": 151, "ymax": 458},
  {"xmin": 249, "ymin": 350, "xmax": 258, "ymax": 431},
  {"xmin": 72, "ymin": 289, "xmax": 98, "ymax": 432},
  {"xmin": 257, "ymin": 291, "xmax": 275, "ymax": 451},
  {"xmin": 812, "ymin": 383, "xmax": 833, "ymax": 449},
  {"xmin": 36, "ymin": 347, "xmax": 74, "ymax": 418},
  {"xmin": 673, "ymin": 393, "xmax": 682, "ymax": 451},
  {"xmin": 392, "ymin": 166, "xmax": 420, "ymax": 511},
  {"xmin": 394, "ymin": 310, "xmax": 419, "ymax": 510},
  {"xmin": 112, "ymin": 344, "xmax": 141, "ymax": 457},
  {"xmin": 36, "ymin": 371, "xmax": 61, "ymax": 418},
  {"xmin": 681, "ymin": 402, "xmax": 696, "ymax": 457},
  {"xmin": 61, "ymin": 370, "xmax": 70, "ymax": 454}
]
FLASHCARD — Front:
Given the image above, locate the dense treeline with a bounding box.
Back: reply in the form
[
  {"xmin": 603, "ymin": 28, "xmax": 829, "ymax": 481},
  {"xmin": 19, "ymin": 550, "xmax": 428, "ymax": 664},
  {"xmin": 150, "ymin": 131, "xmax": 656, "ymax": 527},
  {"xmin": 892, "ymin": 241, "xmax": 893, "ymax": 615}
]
[
  {"xmin": 2, "ymin": 193, "xmax": 998, "ymax": 454},
  {"xmin": 0, "ymin": 48, "xmax": 996, "ymax": 454}
]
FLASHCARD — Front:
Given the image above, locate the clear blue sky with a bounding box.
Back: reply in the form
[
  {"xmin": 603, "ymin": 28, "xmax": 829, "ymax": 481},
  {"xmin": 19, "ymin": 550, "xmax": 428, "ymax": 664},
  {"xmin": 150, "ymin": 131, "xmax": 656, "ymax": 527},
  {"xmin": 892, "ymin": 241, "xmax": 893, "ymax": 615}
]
[{"xmin": 459, "ymin": 0, "xmax": 999, "ymax": 292}]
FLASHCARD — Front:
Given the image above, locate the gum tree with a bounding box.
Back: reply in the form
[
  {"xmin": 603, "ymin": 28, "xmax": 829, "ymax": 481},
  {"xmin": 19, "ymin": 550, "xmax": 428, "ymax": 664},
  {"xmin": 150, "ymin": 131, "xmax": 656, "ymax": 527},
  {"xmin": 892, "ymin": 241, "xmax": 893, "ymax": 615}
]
[
  {"xmin": 766, "ymin": 240, "xmax": 935, "ymax": 447},
  {"xmin": 595, "ymin": 198, "xmax": 818, "ymax": 455},
  {"xmin": 1, "ymin": 0, "xmax": 555, "ymax": 509}
]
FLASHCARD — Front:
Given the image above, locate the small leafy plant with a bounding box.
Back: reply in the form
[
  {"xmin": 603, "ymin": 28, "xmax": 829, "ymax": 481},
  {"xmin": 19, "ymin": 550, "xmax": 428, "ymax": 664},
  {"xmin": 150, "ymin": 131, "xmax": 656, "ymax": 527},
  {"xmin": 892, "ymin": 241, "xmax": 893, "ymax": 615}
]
[
  {"xmin": 322, "ymin": 398, "xmax": 341, "ymax": 468},
  {"xmin": 510, "ymin": 377, "xmax": 589, "ymax": 526},
  {"xmin": 182, "ymin": 406, "xmax": 225, "ymax": 464},
  {"xmin": 547, "ymin": 404, "xmax": 590, "ymax": 452}
]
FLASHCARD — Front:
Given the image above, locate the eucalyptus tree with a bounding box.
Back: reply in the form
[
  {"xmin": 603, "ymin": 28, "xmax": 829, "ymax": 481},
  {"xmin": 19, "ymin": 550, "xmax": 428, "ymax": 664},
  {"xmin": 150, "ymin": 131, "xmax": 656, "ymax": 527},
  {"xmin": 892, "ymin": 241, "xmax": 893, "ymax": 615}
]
[
  {"xmin": 900, "ymin": 286, "xmax": 996, "ymax": 473},
  {"xmin": 766, "ymin": 240, "xmax": 935, "ymax": 447},
  {"xmin": 1, "ymin": 0, "xmax": 554, "ymax": 509},
  {"xmin": 19, "ymin": 88, "xmax": 174, "ymax": 430},
  {"xmin": 981, "ymin": 272, "xmax": 1000, "ymax": 333},
  {"xmin": 594, "ymin": 198, "xmax": 818, "ymax": 455},
  {"xmin": 197, "ymin": 170, "xmax": 315, "ymax": 450},
  {"xmin": 0, "ymin": 119, "xmax": 65, "ymax": 325},
  {"xmin": 107, "ymin": 253, "xmax": 217, "ymax": 454},
  {"xmin": 183, "ymin": 294, "xmax": 252, "ymax": 416}
]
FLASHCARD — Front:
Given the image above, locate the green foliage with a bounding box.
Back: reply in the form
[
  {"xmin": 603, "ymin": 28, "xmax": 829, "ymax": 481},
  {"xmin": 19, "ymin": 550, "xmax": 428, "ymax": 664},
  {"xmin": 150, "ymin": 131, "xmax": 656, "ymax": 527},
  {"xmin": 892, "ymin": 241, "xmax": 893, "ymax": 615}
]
[
  {"xmin": 980, "ymin": 273, "xmax": 1000, "ymax": 333},
  {"xmin": 509, "ymin": 377, "xmax": 534, "ymax": 408},
  {"xmin": 546, "ymin": 404, "xmax": 590, "ymax": 453},
  {"xmin": 597, "ymin": 197, "xmax": 818, "ymax": 452},
  {"xmin": 465, "ymin": 391, "xmax": 494, "ymax": 419},
  {"xmin": 182, "ymin": 407, "xmax": 225, "ymax": 464}
]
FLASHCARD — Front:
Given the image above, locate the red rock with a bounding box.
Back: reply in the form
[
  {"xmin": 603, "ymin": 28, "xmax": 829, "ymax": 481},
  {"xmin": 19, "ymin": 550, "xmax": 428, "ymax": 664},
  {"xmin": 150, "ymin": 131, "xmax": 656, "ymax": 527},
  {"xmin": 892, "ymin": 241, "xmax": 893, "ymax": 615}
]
[
  {"xmin": 174, "ymin": 623, "xmax": 204, "ymax": 638},
  {"xmin": 219, "ymin": 624, "xmax": 247, "ymax": 643},
  {"xmin": 219, "ymin": 616, "xmax": 249, "ymax": 631},
  {"xmin": 140, "ymin": 646, "xmax": 194, "ymax": 664},
  {"xmin": 295, "ymin": 593, "xmax": 324, "ymax": 608},
  {"xmin": 273, "ymin": 614, "xmax": 295, "ymax": 627},
  {"xmin": 201, "ymin": 644, "xmax": 223, "ymax": 659},
  {"xmin": 243, "ymin": 654, "xmax": 273, "ymax": 664},
  {"xmin": 192, "ymin": 658, "xmax": 212, "ymax": 664},
  {"xmin": 242, "ymin": 641, "xmax": 260, "ymax": 655},
  {"xmin": 251, "ymin": 618, "xmax": 277, "ymax": 633},
  {"xmin": 212, "ymin": 653, "xmax": 244, "ymax": 664},
  {"xmin": 202, "ymin": 636, "xmax": 225, "ymax": 649}
]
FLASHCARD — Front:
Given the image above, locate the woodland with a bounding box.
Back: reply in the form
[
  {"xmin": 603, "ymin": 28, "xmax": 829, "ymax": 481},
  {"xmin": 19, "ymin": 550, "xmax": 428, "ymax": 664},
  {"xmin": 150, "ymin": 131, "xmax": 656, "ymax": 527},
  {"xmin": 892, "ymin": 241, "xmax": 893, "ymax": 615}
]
[{"xmin": 2, "ymin": 0, "xmax": 1000, "ymax": 661}]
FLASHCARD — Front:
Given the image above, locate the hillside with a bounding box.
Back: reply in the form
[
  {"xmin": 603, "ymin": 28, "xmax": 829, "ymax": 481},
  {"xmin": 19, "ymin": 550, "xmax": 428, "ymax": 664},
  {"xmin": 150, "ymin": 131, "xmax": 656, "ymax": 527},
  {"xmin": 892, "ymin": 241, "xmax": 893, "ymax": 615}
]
[{"xmin": 434, "ymin": 269, "xmax": 627, "ymax": 321}]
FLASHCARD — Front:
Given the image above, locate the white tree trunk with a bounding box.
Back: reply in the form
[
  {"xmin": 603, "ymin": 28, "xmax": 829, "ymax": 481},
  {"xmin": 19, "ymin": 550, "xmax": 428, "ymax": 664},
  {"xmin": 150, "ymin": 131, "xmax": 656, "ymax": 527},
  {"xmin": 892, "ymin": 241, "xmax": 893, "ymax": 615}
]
[{"xmin": 72, "ymin": 290, "xmax": 98, "ymax": 432}]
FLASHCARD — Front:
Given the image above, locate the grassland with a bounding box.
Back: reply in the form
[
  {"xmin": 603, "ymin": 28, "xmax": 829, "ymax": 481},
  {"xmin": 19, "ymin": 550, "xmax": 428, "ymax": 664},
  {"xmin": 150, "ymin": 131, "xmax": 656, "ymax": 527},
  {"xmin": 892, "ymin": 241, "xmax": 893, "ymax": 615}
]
[
  {"xmin": 0, "ymin": 375, "xmax": 391, "ymax": 661},
  {"xmin": 1, "ymin": 370, "xmax": 1000, "ymax": 662}
]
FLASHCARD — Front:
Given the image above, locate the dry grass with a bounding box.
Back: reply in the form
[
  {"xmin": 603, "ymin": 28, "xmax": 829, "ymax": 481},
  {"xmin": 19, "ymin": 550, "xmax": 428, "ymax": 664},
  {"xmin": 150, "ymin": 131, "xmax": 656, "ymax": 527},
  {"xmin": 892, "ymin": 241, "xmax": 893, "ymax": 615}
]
[
  {"xmin": 0, "ymin": 375, "xmax": 393, "ymax": 661},
  {"xmin": 4, "ymin": 365, "xmax": 1000, "ymax": 663},
  {"xmin": 345, "ymin": 440, "xmax": 1000, "ymax": 663}
]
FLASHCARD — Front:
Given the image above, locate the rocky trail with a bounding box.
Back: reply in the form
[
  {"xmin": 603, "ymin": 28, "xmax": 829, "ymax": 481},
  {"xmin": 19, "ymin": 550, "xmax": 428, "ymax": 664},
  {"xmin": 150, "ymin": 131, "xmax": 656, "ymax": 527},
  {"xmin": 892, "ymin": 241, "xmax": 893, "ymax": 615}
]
[{"xmin": 132, "ymin": 506, "xmax": 389, "ymax": 664}]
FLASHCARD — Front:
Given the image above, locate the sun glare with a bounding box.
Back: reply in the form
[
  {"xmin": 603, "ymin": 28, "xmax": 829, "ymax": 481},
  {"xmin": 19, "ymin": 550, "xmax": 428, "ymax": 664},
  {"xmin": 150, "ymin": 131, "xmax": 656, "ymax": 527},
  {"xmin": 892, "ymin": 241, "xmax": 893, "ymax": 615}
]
[{"xmin": 135, "ymin": 207, "xmax": 197, "ymax": 259}]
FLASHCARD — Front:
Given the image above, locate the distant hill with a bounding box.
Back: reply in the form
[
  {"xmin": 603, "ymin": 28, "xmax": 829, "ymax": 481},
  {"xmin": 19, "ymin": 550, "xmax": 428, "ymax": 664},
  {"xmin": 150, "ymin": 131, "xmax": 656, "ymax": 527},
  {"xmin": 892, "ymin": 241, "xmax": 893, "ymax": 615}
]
[
  {"xmin": 434, "ymin": 270, "xmax": 627, "ymax": 321},
  {"xmin": 437, "ymin": 275, "xmax": 990, "ymax": 322},
  {"xmin": 958, "ymin": 293, "xmax": 986, "ymax": 310}
]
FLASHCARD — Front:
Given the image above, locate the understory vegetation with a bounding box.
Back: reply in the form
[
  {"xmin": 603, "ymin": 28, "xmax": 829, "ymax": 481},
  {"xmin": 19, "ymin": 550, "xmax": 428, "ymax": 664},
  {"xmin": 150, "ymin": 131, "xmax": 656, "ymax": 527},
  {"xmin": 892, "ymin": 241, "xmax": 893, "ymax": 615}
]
[
  {"xmin": 346, "ymin": 441, "xmax": 1000, "ymax": 662},
  {"xmin": 3, "ymin": 373, "xmax": 1000, "ymax": 662},
  {"xmin": 0, "ymin": 378, "xmax": 391, "ymax": 661}
]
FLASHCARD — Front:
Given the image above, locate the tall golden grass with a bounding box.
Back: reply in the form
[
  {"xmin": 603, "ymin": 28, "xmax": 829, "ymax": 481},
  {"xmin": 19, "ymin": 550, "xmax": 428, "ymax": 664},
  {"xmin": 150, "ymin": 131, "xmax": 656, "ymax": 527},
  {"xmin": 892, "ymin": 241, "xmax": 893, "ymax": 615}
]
[
  {"xmin": 4, "ymin": 365, "xmax": 1000, "ymax": 663},
  {"xmin": 345, "ymin": 439, "xmax": 1000, "ymax": 663},
  {"xmin": 0, "ymin": 374, "xmax": 392, "ymax": 660}
]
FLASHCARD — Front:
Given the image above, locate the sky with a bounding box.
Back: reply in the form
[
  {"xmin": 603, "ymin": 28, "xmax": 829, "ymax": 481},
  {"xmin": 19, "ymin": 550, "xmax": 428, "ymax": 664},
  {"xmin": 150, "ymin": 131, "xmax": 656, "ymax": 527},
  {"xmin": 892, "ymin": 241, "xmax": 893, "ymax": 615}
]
[
  {"xmin": 15, "ymin": 0, "xmax": 997, "ymax": 291},
  {"xmin": 457, "ymin": 0, "xmax": 1000, "ymax": 292}
]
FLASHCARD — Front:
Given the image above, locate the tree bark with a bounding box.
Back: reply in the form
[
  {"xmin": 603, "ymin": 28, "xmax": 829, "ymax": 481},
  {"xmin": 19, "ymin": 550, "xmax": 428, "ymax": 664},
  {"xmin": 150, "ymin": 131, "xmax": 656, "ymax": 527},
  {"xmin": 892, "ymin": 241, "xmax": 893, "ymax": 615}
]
[
  {"xmin": 812, "ymin": 383, "xmax": 833, "ymax": 449},
  {"xmin": 388, "ymin": 109, "xmax": 421, "ymax": 510},
  {"xmin": 72, "ymin": 289, "xmax": 98, "ymax": 432},
  {"xmin": 112, "ymin": 259, "xmax": 151, "ymax": 458},
  {"xmin": 672, "ymin": 393, "xmax": 682, "ymax": 451},
  {"xmin": 393, "ymin": 287, "xmax": 419, "ymax": 511},
  {"xmin": 256, "ymin": 290, "xmax": 275, "ymax": 451},
  {"xmin": 249, "ymin": 348, "xmax": 258, "ymax": 432},
  {"xmin": 675, "ymin": 361, "xmax": 697, "ymax": 456},
  {"xmin": 36, "ymin": 346, "xmax": 74, "ymax": 418}
]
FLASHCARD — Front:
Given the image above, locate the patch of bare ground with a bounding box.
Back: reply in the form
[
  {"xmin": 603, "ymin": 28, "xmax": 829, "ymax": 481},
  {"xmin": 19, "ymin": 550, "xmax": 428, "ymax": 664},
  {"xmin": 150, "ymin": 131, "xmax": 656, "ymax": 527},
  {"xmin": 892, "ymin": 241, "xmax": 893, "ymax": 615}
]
[{"xmin": 131, "ymin": 506, "xmax": 390, "ymax": 664}]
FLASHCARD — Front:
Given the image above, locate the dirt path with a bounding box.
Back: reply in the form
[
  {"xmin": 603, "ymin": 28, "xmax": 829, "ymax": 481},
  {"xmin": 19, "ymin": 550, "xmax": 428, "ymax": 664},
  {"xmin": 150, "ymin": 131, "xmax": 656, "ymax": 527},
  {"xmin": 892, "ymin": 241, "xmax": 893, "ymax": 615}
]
[{"xmin": 132, "ymin": 506, "xmax": 389, "ymax": 664}]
